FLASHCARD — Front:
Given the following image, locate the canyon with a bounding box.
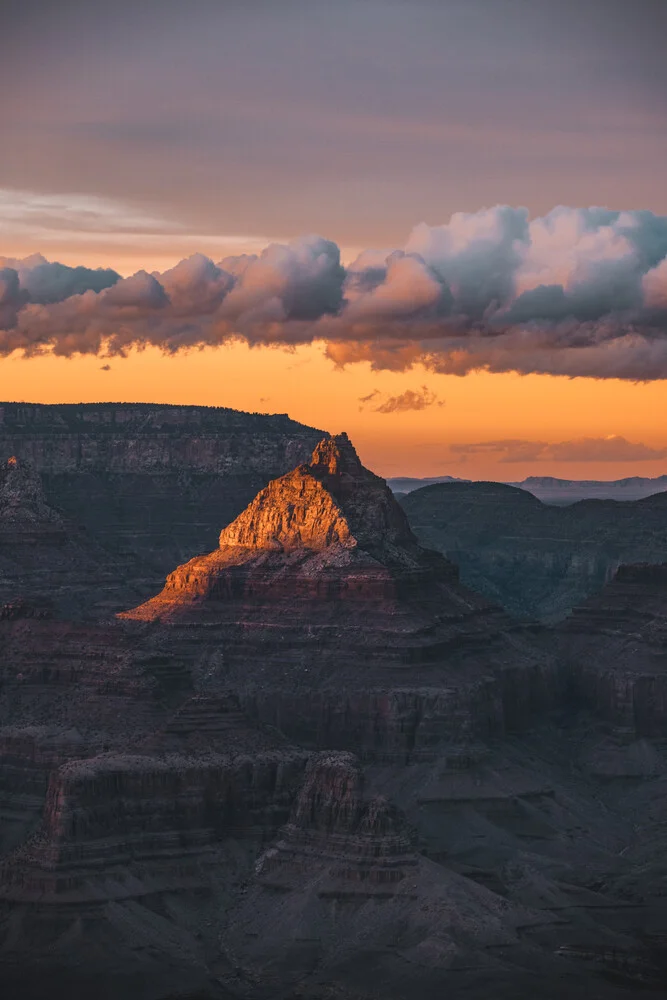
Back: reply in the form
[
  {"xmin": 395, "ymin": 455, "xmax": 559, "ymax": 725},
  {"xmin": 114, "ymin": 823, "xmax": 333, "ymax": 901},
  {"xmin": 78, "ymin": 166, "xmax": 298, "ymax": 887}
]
[{"xmin": 0, "ymin": 412, "xmax": 666, "ymax": 999}]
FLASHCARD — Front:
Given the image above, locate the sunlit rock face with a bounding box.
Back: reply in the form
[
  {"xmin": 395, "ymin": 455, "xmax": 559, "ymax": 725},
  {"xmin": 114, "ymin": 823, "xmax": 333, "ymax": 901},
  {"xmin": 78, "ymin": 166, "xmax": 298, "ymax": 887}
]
[
  {"xmin": 120, "ymin": 432, "xmax": 457, "ymax": 618},
  {"xmin": 4, "ymin": 435, "xmax": 667, "ymax": 997},
  {"xmin": 119, "ymin": 435, "xmax": 564, "ymax": 760}
]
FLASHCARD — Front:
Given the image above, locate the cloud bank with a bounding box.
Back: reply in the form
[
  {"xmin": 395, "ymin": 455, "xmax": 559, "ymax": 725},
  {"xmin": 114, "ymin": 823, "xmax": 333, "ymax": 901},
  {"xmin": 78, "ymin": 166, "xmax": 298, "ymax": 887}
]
[
  {"xmin": 451, "ymin": 435, "xmax": 667, "ymax": 464},
  {"xmin": 2, "ymin": 205, "xmax": 667, "ymax": 378}
]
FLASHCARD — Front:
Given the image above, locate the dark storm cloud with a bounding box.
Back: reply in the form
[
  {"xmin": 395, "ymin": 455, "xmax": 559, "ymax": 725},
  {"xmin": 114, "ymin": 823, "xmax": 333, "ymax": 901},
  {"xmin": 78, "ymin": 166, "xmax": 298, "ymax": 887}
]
[{"xmin": 2, "ymin": 206, "xmax": 667, "ymax": 378}]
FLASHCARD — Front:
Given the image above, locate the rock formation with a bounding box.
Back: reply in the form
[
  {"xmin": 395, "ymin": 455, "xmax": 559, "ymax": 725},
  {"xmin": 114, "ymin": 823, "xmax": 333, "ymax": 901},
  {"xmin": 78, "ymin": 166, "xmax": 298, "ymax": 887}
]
[
  {"xmin": 120, "ymin": 434, "xmax": 563, "ymax": 758},
  {"xmin": 0, "ymin": 453, "xmax": 66, "ymax": 539},
  {"xmin": 400, "ymin": 480, "xmax": 667, "ymax": 621},
  {"xmin": 221, "ymin": 752, "xmax": 570, "ymax": 1000}
]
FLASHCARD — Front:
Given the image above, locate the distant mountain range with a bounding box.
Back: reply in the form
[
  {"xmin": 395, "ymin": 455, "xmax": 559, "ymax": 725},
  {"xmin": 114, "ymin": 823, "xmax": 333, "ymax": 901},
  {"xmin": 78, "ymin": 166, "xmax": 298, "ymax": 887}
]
[
  {"xmin": 387, "ymin": 475, "xmax": 469, "ymax": 494},
  {"xmin": 387, "ymin": 473, "xmax": 667, "ymax": 504}
]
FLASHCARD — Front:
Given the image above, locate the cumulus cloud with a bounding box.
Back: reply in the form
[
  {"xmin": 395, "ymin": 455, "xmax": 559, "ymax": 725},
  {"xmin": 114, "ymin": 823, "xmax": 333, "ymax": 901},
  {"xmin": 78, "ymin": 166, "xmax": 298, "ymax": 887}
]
[
  {"xmin": 2, "ymin": 206, "xmax": 667, "ymax": 378},
  {"xmin": 451, "ymin": 435, "xmax": 667, "ymax": 464},
  {"xmin": 359, "ymin": 385, "xmax": 444, "ymax": 413},
  {"xmin": 100, "ymin": 363, "xmax": 111, "ymax": 371}
]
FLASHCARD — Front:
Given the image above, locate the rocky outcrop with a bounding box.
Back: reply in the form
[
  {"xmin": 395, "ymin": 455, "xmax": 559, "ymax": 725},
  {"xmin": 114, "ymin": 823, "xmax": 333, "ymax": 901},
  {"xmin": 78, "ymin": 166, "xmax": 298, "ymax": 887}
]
[
  {"xmin": 553, "ymin": 563, "xmax": 667, "ymax": 737},
  {"xmin": 401, "ymin": 481, "xmax": 667, "ymax": 621},
  {"xmin": 0, "ymin": 615, "xmax": 193, "ymax": 861},
  {"xmin": 0, "ymin": 454, "xmax": 66, "ymax": 539},
  {"xmin": 3, "ymin": 430, "xmax": 667, "ymax": 997},
  {"xmin": 255, "ymin": 752, "xmax": 418, "ymax": 892},
  {"xmin": 0, "ymin": 743, "xmax": 307, "ymax": 902},
  {"xmin": 221, "ymin": 752, "xmax": 579, "ymax": 999},
  {"xmin": 120, "ymin": 432, "xmax": 456, "ymax": 620}
]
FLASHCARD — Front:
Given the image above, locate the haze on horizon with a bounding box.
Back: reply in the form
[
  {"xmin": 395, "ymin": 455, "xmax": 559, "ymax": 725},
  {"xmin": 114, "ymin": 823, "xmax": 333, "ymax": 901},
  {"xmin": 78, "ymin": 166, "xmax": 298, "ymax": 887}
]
[{"xmin": 2, "ymin": 0, "xmax": 667, "ymax": 481}]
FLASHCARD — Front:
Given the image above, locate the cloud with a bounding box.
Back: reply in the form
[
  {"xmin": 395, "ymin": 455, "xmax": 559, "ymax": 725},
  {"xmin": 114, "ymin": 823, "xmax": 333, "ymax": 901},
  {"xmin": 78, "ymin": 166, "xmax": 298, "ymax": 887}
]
[
  {"xmin": 100, "ymin": 363, "xmax": 111, "ymax": 371},
  {"xmin": 450, "ymin": 435, "xmax": 667, "ymax": 464},
  {"xmin": 3, "ymin": 205, "xmax": 667, "ymax": 378},
  {"xmin": 373, "ymin": 385, "xmax": 444, "ymax": 414}
]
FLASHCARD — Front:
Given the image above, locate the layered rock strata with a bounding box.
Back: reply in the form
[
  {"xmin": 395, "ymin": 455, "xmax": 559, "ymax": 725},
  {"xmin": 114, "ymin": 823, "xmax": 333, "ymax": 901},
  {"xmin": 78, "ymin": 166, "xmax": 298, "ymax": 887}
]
[
  {"xmin": 0, "ymin": 638, "xmax": 310, "ymax": 998},
  {"xmin": 120, "ymin": 434, "xmax": 564, "ymax": 758},
  {"xmin": 2, "ymin": 431, "xmax": 667, "ymax": 996},
  {"xmin": 0, "ymin": 615, "xmax": 191, "ymax": 858}
]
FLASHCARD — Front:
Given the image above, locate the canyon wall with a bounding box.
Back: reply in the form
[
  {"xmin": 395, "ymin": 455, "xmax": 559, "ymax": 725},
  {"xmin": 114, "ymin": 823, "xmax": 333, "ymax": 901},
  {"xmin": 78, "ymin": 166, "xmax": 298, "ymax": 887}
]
[
  {"xmin": 0, "ymin": 403, "xmax": 324, "ymax": 575},
  {"xmin": 554, "ymin": 563, "xmax": 667, "ymax": 737}
]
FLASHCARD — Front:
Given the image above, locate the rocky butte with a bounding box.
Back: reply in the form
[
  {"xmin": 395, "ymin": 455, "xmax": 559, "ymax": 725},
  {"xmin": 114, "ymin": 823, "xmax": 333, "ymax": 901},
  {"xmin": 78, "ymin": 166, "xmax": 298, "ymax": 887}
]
[{"xmin": 120, "ymin": 433, "xmax": 563, "ymax": 757}]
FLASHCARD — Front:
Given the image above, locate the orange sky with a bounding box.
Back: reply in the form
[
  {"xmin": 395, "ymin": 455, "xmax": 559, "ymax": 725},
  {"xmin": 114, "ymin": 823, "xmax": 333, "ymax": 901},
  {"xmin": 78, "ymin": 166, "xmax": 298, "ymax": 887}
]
[
  {"xmin": 5, "ymin": 343, "xmax": 667, "ymax": 481},
  {"xmin": 3, "ymin": 1, "xmax": 667, "ymax": 483}
]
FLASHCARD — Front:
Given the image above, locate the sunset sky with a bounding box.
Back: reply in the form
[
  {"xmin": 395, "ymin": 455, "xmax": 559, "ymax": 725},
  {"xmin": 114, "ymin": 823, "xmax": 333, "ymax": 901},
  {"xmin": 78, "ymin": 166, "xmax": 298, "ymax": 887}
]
[{"xmin": 2, "ymin": 0, "xmax": 667, "ymax": 480}]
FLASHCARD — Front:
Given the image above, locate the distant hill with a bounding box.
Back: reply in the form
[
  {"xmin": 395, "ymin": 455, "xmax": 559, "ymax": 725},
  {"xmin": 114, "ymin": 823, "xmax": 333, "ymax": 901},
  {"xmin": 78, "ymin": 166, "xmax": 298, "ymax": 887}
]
[
  {"xmin": 400, "ymin": 480, "xmax": 667, "ymax": 622},
  {"xmin": 507, "ymin": 474, "xmax": 667, "ymax": 504},
  {"xmin": 389, "ymin": 472, "xmax": 667, "ymax": 504},
  {"xmin": 386, "ymin": 475, "xmax": 469, "ymax": 493}
]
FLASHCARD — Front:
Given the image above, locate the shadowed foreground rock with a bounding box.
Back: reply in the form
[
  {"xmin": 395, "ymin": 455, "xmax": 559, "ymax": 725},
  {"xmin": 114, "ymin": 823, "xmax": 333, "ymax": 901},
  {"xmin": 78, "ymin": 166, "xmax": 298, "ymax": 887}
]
[
  {"xmin": 0, "ymin": 455, "xmax": 144, "ymax": 617},
  {"xmin": 222, "ymin": 752, "xmax": 565, "ymax": 999},
  {"xmin": 554, "ymin": 563, "xmax": 667, "ymax": 736}
]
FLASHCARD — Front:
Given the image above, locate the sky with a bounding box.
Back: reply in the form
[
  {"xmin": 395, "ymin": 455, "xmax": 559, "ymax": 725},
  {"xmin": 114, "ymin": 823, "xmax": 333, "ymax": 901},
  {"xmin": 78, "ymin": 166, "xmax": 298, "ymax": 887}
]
[{"xmin": 2, "ymin": 0, "xmax": 667, "ymax": 480}]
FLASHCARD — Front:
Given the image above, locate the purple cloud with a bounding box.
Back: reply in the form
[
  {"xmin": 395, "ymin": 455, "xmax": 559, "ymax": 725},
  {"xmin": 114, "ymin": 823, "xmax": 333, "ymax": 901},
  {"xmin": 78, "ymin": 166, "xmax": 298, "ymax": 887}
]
[{"xmin": 2, "ymin": 207, "xmax": 667, "ymax": 378}]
